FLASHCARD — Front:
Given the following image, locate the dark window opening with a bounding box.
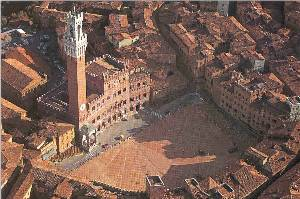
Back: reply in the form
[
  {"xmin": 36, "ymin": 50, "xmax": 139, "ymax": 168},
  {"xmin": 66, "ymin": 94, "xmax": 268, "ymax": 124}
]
[
  {"xmin": 167, "ymin": 71, "xmax": 174, "ymax": 77},
  {"xmin": 136, "ymin": 104, "xmax": 140, "ymax": 111}
]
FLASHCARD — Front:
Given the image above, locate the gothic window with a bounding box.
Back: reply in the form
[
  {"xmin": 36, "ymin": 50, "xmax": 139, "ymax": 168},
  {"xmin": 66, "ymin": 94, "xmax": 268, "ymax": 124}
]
[
  {"xmin": 70, "ymin": 26, "xmax": 74, "ymax": 38},
  {"xmin": 78, "ymin": 25, "xmax": 81, "ymax": 40}
]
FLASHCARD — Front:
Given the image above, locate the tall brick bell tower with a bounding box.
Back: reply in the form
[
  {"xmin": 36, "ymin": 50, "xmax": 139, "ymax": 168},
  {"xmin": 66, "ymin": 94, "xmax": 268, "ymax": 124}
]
[{"xmin": 64, "ymin": 8, "xmax": 88, "ymax": 130}]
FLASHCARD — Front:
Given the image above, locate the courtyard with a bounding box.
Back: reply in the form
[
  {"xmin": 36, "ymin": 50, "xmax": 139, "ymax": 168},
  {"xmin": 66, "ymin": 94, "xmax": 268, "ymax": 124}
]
[{"xmin": 71, "ymin": 96, "xmax": 258, "ymax": 192}]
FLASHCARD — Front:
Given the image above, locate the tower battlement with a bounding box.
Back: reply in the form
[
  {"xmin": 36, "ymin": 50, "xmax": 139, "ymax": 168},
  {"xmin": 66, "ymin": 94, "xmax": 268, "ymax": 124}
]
[
  {"xmin": 64, "ymin": 7, "xmax": 87, "ymax": 58},
  {"xmin": 66, "ymin": 8, "xmax": 84, "ymax": 22}
]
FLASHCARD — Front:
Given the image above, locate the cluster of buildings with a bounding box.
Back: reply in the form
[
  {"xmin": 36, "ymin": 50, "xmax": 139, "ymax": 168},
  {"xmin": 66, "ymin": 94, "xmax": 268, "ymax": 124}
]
[
  {"xmin": 35, "ymin": 8, "xmax": 151, "ymax": 152},
  {"xmin": 235, "ymin": 1, "xmax": 300, "ymax": 60},
  {"xmin": 105, "ymin": 13, "xmax": 139, "ymax": 49},
  {"xmin": 116, "ymin": 32, "xmax": 187, "ymax": 103},
  {"xmin": 165, "ymin": 10, "xmax": 262, "ymax": 80},
  {"xmin": 1, "ymin": 131, "xmax": 122, "ymax": 199},
  {"xmin": 33, "ymin": 3, "xmax": 104, "ymax": 62},
  {"xmin": 284, "ymin": 2, "xmax": 300, "ymax": 32},
  {"xmin": 109, "ymin": 2, "xmax": 187, "ymax": 103},
  {"xmin": 183, "ymin": 119, "xmax": 300, "ymax": 199},
  {"xmin": 258, "ymin": 162, "xmax": 300, "ymax": 198},
  {"xmin": 1, "ymin": 97, "xmax": 77, "ymax": 162},
  {"xmin": 1, "ymin": 1, "xmax": 300, "ymax": 199},
  {"xmin": 0, "ymin": 31, "xmax": 79, "ymax": 161},
  {"xmin": 1, "ymin": 4, "xmax": 152, "ymax": 198},
  {"xmin": 142, "ymin": 119, "xmax": 300, "ymax": 199},
  {"xmin": 149, "ymin": 1, "xmax": 300, "ymax": 199},
  {"xmin": 159, "ymin": 2, "xmax": 300, "ymax": 135}
]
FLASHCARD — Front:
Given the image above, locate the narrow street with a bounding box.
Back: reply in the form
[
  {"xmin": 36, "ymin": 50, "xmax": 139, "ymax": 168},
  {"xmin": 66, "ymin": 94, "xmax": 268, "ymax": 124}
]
[{"xmin": 153, "ymin": 5, "xmax": 194, "ymax": 81}]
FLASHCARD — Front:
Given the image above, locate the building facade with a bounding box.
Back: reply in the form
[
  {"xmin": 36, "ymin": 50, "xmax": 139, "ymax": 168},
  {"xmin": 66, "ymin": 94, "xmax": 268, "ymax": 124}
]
[{"xmin": 38, "ymin": 9, "xmax": 151, "ymax": 151}]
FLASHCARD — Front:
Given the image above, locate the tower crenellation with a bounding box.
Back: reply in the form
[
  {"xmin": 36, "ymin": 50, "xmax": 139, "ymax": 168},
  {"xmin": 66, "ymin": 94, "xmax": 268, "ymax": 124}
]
[{"xmin": 64, "ymin": 8, "xmax": 87, "ymax": 59}]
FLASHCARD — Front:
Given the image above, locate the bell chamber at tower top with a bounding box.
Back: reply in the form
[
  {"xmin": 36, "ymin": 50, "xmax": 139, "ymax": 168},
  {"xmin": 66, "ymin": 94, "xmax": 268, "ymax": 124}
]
[{"xmin": 63, "ymin": 7, "xmax": 88, "ymax": 58}]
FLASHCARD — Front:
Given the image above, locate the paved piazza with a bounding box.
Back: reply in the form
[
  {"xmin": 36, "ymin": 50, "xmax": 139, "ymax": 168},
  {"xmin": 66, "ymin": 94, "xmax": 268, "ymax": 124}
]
[{"xmin": 72, "ymin": 101, "xmax": 258, "ymax": 191}]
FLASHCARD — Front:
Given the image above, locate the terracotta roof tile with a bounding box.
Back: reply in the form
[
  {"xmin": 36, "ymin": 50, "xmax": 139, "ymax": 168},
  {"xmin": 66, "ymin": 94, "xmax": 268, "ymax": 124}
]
[
  {"xmin": 169, "ymin": 23, "xmax": 196, "ymax": 47},
  {"xmin": 86, "ymin": 58, "xmax": 121, "ymax": 77},
  {"xmin": 259, "ymin": 163, "xmax": 300, "ymax": 198},
  {"xmin": 53, "ymin": 178, "xmax": 73, "ymax": 198},
  {"xmin": 5, "ymin": 47, "xmax": 34, "ymax": 66},
  {"xmin": 270, "ymin": 59, "xmax": 300, "ymax": 96},
  {"xmin": 227, "ymin": 164, "xmax": 268, "ymax": 198},
  {"xmin": 1, "ymin": 98, "xmax": 27, "ymax": 119},
  {"xmin": 6, "ymin": 166, "xmax": 34, "ymax": 199},
  {"xmin": 1, "ymin": 58, "xmax": 46, "ymax": 95},
  {"xmin": 1, "ymin": 141, "xmax": 23, "ymax": 185},
  {"xmin": 1, "ymin": 131, "xmax": 13, "ymax": 142}
]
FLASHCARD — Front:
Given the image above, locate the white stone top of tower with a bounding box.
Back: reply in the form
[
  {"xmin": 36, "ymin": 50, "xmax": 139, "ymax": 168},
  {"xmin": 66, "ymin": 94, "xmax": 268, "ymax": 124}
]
[
  {"xmin": 217, "ymin": 1, "xmax": 230, "ymax": 17},
  {"xmin": 64, "ymin": 7, "xmax": 88, "ymax": 58}
]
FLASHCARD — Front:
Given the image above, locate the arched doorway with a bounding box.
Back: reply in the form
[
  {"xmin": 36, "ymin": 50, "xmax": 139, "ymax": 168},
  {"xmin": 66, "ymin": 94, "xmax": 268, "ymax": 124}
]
[{"xmin": 136, "ymin": 104, "xmax": 140, "ymax": 111}]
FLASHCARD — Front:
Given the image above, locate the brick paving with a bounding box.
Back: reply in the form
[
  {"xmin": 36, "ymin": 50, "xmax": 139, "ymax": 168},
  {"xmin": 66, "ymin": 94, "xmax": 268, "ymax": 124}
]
[
  {"xmin": 72, "ymin": 101, "xmax": 258, "ymax": 192},
  {"xmin": 57, "ymin": 92, "xmax": 203, "ymax": 171}
]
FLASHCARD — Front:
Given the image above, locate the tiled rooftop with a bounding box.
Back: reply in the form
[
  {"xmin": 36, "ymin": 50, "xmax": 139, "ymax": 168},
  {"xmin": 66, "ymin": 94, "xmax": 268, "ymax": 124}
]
[
  {"xmin": 6, "ymin": 164, "xmax": 34, "ymax": 199},
  {"xmin": 25, "ymin": 120, "xmax": 74, "ymax": 149},
  {"xmin": 258, "ymin": 163, "xmax": 300, "ymax": 199},
  {"xmin": 86, "ymin": 57, "xmax": 124, "ymax": 77},
  {"xmin": 1, "ymin": 131, "xmax": 13, "ymax": 143},
  {"xmin": 53, "ymin": 178, "xmax": 73, "ymax": 198},
  {"xmin": 2, "ymin": 58, "xmax": 46, "ymax": 95},
  {"xmin": 226, "ymin": 164, "xmax": 268, "ymax": 198},
  {"xmin": 1, "ymin": 98, "xmax": 27, "ymax": 120},
  {"xmin": 169, "ymin": 23, "xmax": 197, "ymax": 48},
  {"xmin": 1, "ymin": 141, "xmax": 23, "ymax": 186}
]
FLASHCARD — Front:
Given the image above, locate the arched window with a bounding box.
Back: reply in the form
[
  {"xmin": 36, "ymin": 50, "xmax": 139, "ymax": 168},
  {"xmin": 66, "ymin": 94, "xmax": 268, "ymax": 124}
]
[
  {"xmin": 70, "ymin": 26, "xmax": 74, "ymax": 38},
  {"xmin": 77, "ymin": 25, "xmax": 81, "ymax": 40}
]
